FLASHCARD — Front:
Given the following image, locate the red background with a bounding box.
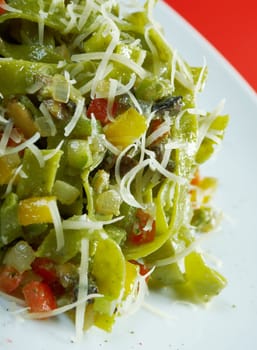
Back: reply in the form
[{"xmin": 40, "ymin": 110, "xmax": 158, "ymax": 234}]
[{"xmin": 165, "ymin": 0, "xmax": 257, "ymax": 91}]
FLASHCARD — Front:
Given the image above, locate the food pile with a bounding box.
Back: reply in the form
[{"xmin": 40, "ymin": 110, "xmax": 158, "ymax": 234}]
[{"xmin": 0, "ymin": 0, "xmax": 228, "ymax": 338}]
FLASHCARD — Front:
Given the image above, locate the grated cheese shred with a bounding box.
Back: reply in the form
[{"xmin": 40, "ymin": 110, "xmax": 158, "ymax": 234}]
[
  {"xmin": 48, "ymin": 199, "xmax": 64, "ymax": 251},
  {"xmin": 75, "ymin": 239, "xmax": 89, "ymax": 342},
  {"xmin": 4, "ymin": 132, "xmax": 41, "ymax": 156},
  {"xmin": 64, "ymin": 98, "xmax": 85, "ymax": 137},
  {"xmin": 0, "ymin": 120, "xmax": 13, "ymax": 156},
  {"xmin": 23, "ymin": 293, "xmax": 102, "ymax": 320},
  {"xmin": 71, "ymin": 52, "xmax": 147, "ymax": 79}
]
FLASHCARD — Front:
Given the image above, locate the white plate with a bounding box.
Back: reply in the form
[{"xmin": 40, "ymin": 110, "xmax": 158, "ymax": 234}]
[{"xmin": 1, "ymin": 2, "xmax": 257, "ymax": 349}]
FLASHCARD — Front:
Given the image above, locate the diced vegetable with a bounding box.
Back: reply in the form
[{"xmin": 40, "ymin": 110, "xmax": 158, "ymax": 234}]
[
  {"xmin": 129, "ymin": 209, "xmax": 156, "ymax": 245},
  {"xmin": 6, "ymin": 100, "xmax": 38, "ymax": 138},
  {"xmin": 53, "ymin": 180, "xmax": 80, "ymax": 205},
  {"xmin": 67, "ymin": 139, "xmax": 92, "ymax": 169},
  {"xmin": 87, "ymin": 98, "xmax": 118, "ymax": 125},
  {"xmin": 129, "ymin": 260, "xmax": 149, "ymax": 280},
  {"xmin": 135, "ymin": 77, "xmax": 172, "ymax": 101},
  {"xmin": 36, "ymin": 229, "xmax": 87, "ymax": 264},
  {"xmin": 92, "ymin": 238, "xmax": 126, "ymax": 300},
  {"xmin": 0, "ymin": 265, "xmax": 23, "ymax": 293},
  {"xmin": 104, "ymin": 225, "xmax": 127, "ymax": 245},
  {"xmin": 31, "ymin": 257, "xmax": 57, "ymax": 284},
  {"xmin": 123, "ymin": 261, "xmax": 138, "ymax": 298},
  {"xmin": 22, "ymin": 281, "xmax": 57, "ymax": 313},
  {"xmin": 91, "ymin": 238, "xmax": 126, "ymax": 330},
  {"xmin": 18, "ymin": 196, "xmax": 56, "ymax": 226},
  {"xmin": 190, "ymin": 168, "xmax": 201, "ymax": 186},
  {"xmin": 191, "ymin": 206, "xmax": 220, "ymax": 233},
  {"xmin": 0, "ymin": 193, "xmax": 22, "ymax": 248},
  {"xmin": 70, "ymin": 115, "xmax": 98, "ymax": 139},
  {"xmin": 55, "ymin": 262, "xmax": 78, "ymax": 289},
  {"xmin": 148, "ymin": 263, "xmax": 184, "ymax": 288},
  {"xmin": 196, "ymin": 115, "xmax": 229, "ymax": 164},
  {"xmin": 95, "ymin": 189, "xmax": 121, "ymax": 216},
  {"xmin": 0, "ymin": 0, "xmax": 6, "ymax": 15},
  {"xmin": 104, "ymin": 108, "xmax": 147, "ymax": 149},
  {"xmin": 83, "ymin": 24, "xmax": 112, "ymax": 53},
  {"xmin": 3, "ymin": 240, "xmax": 35, "ymax": 273},
  {"xmin": 0, "ymin": 60, "xmax": 57, "ymax": 97},
  {"xmin": 17, "ymin": 149, "xmax": 63, "ymax": 199},
  {"xmin": 174, "ymin": 252, "xmax": 227, "ymax": 303},
  {"xmin": 91, "ymin": 169, "xmax": 110, "ymax": 194},
  {"xmin": 0, "ymin": 154, "xmax": 20, "ymax": 185}
]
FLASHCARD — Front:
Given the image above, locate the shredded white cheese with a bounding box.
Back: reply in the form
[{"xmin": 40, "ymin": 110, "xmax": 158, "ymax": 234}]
[
  {"xmin": 9, "ymin": 128, "xmax": 23, "ymax": 144},
  {"xmin": 27, "ymin": 143, "xmax": 45, "ymax": 168},
  {"xmin": 75, "ymin": 238, "xmax": 89, "ymax": 342},
  {"xmin": 64, "ymin": 97, "xmax": 85, "ymax": 137},
  {"xmin": 194, "ymin": 57, "xmax": 207, "ymax": 96},
  {"xmin": 2, "ymin": 164, "xmax": 23, "ymax": 198},
  {"xmin": 0, "ymin": 291, "xmax": 26, "ymax": 307},
  {"xmin": 196, "ymin": 99, "xmax": 225, "ymax": 150},
  {"xmin": 23, "ymin": 293, "xmax": 102, "ymax": 319},
  {"xmin": 38, "ymin": 10, "xmax": 48, "ymax": 45},
  {"xmin": 71, "ymin": 52, "xmax": 147, "ymax": 79},
  {"xmin": 39, "ymin": 102, "xmax": 57, "ymax": 136},
  {"xmin": 0, "ymin": 3, "xmax": 22, "ymax": 13},
  {"xmin": 145, "ymin": 117, "xmax": 171, "ymax": 147},
  {"xmin": 77, "ymin": 0, "xmax": 94, "ymax": 30},
  {"xmin": 43, "ymin": 140, "xmax": 64, "ymax": 161},
  {"xmin": 4, "ymin": 132, "xmax": 40, "ymax": 156},
  {"xmin": 119, "ymin": 267, "xmax": 154, "ymax": 317},
  {"xmin": 48, "ymin": 199, "xmax": 64, "ymax": 251},
  {"xmin": 90, "ymin": 7, "xmax": 120, "ymax": 98},
  {"xmin": 106, "ymin": 78, "xmax": 118, "ymax": 122},
  {"xmin": 62, "ymin": 214, "xmax": 124, "ymax": 231},
  {"xmin": 144, "ymin": 25, "xmax": 160, "ymax": 76},
  {"xmin": 0, "ymin": 120, "xmax": 13, "ymax": 156},
  {"xmin": 170, "ymin": 49, "xmax": 178, "ymax": 93}
]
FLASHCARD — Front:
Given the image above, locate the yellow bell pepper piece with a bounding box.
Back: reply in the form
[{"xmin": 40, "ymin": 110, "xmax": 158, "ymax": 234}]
[
  {"xmin": 0, "ymin": 154, "xmax": 20, "ymax": 185},
  {"xmin": 104, "ymin": 107, "xmax": 147, "ymax": 149},
  {"xmin": 6, "ymin": 100, "xmax": 38, "ymax": 138},
  {"xmin": 18, "ymin": 196, "xmax": 56, "ymax": 226}
]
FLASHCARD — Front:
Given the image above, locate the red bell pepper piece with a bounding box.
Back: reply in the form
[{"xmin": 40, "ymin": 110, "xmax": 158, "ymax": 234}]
[
  {"xmin": 129, "ymin": 209, "xmax": 156, "ymax": 245},
  {"xmin": 0, "ymin": 265, "xmax": 23, "ymax": 293},
  {"xmin": 22, "ymin": 281, "xmax": 57, "ymax": 313}
]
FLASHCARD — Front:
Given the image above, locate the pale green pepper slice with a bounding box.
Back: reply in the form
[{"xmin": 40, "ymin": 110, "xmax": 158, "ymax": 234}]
[
  {"xmin": 91, "ymin": 237, "xmax": 126, "ymax": 331},
  {"xmin": 148, "ymin": 263, "xmax": 185, "ymax": 289},
  {"xmin": 0, "ymin": 0, "xmax": 67, "ymax": 33},
  {"xmin": 0, "ymin": 59, "xmax": 57, "ymax": 97},
  {"xmin": 17, "ymin": 148, "xmax": 63, "ymax": 199},
  {"xmin": 36, "ymin": 228, "xmax": 88, "ymax": 264},
  {"xmin": 67, "ymin": 139, "xmax": 93, "ymax": 170},
  {"xmin": 196, "ymin": 114, "xmax": 229, "ymax": 164},
  {"xmin": 0, "ymin": 193, "xmax": 22, "ymax": 248},
  {"xmin": 0, "ymin": 40, "xmax": 64, "ymax": 63},
  {"xmin": 92, "ymin": 237, "xmax": 126, "ymax": 301},
  {"xmin": 52, "ymin": 180, "xmax": 81, "ymax": 205},
  {"xmin": 0, "ymin": 0, "xmax": 100, "ymax": 35},
  {"xmin": 174, "ymin": 252, "xmax": 227, "ymax": 303}
]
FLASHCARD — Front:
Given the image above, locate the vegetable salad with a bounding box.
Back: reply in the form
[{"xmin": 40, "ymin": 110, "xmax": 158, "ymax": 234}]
[{"xmin": 0, "ymin": 0, "xmax": 228, "ymax": 339}]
